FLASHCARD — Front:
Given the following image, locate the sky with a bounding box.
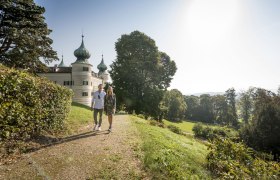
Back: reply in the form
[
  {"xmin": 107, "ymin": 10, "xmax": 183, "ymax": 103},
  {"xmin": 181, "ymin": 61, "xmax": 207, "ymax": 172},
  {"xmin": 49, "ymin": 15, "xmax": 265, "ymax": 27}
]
[{"xmin": 35, "ymin": 0, "xmax": 280, "ymax": 95}]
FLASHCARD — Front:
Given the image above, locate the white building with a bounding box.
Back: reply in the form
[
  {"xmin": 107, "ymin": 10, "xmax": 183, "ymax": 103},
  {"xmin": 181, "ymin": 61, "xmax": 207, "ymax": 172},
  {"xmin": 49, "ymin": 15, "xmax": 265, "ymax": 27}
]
[{"xmin": 38, "ymin": 35, "xmax": 109, "ymax": 106}]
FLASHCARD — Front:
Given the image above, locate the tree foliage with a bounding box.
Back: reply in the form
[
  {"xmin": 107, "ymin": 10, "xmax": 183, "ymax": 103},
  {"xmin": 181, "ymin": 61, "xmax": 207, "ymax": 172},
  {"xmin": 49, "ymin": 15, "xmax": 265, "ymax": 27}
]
[
  {"xmin": 225, "ymin": 88, "xmax": 238, "ymax": 127},
  {"xmin": 239, "ymin": 90, "xmax": 253, "ymax": 124},
  {"xmin": 110, "ymin": 31, "xmax": 177, "ymax": 118},
  {"xmin": 0, "ymin": 0, "xmax": 57, "ymax": 72},
  {"xmin": 197, "ymin": 94, "xmax": 214, "ymax": 123},
  {"xmin": 161, "ymin": 89, "xmax": 187, "ymax": 121},
  {"xmin": 240, "ymin": 88, "xmax": 280, "ymax": 157}
]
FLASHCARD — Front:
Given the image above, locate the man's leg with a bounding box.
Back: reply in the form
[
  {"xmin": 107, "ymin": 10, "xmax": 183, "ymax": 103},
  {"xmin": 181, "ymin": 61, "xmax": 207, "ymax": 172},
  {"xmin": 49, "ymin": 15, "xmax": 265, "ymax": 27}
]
[
  {"xmin": 94, "ymin": 109, "xmax": 98, "ymax": 126},
  {"xmin": 98, "ymin": 109, "xmax": 103, "ymax": 127}
]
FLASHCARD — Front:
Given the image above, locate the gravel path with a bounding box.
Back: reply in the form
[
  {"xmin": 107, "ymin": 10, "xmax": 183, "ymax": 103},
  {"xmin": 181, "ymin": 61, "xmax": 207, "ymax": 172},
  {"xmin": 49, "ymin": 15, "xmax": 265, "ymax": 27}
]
[{"xmin": 0, "ymin": 115, "xmax": 148, "ymax": 180}]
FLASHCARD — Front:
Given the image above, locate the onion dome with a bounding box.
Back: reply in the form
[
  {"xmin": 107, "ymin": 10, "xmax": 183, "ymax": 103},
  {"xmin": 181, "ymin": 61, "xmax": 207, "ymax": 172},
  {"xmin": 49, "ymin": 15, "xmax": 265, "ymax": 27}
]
[
  {"xmin": 73, "ymin": 35, "xmax": 91, "ymax": 63},
  {"xmin": 97, "ymin": 54, "xmax": 107, "ymax": 73},
  {"xmin": 58, "ymin": 55, "xmax": 67, "ymax": 67}
]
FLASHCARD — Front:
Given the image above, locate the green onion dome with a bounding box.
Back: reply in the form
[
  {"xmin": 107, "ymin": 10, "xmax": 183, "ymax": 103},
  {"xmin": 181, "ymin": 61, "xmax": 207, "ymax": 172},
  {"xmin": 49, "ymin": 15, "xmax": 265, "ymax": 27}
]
[
  {"xmin": 58, "ymin": 55, "xmax": 67, "ymax": 67},
  {"xmin": 97, "ymin": 54, "xmax": 107, "ymax": 72},
  {"xmin": 74, "ymin": 35, "xmax": 91, "ymax": 63}
]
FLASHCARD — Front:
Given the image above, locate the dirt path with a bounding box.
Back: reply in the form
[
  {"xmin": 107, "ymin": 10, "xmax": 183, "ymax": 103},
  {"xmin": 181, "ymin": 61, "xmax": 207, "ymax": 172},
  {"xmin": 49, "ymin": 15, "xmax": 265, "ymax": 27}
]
[{"xmin": 0, "ymin": 115, "xmax": 148, "ymax": 180}]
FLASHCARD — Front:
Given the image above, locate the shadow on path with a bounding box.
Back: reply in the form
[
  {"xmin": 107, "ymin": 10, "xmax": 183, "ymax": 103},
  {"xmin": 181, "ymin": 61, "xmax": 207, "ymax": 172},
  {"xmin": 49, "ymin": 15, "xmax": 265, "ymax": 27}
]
[{"xmin": 27, "ymin": 130, "xmax": 110, "ymax": 153}]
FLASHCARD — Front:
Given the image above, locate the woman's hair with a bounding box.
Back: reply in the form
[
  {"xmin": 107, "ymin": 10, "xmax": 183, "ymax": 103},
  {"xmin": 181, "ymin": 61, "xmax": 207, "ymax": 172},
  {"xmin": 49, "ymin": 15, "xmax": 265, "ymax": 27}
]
[{"xmin": 107, "ymin": 86, "xmax": 113, "ymax": 95}]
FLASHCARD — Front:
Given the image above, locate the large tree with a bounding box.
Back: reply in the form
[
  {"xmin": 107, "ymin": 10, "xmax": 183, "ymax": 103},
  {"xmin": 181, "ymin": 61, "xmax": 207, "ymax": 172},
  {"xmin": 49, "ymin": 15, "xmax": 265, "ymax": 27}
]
[
  {"xmin": 110, "ymin": 31, "xmax": 177, "ymax": 117},
  {"xmin": 0, "ymin": 0, "xmax": 57, "ymax": 72}
]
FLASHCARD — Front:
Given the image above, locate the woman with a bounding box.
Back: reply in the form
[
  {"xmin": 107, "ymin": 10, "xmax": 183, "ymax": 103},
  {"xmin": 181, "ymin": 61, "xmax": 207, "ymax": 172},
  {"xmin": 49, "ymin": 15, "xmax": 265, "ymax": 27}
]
[{"xmin": 104, "ymin": 86, "xmax": 116, "ymax": 132}]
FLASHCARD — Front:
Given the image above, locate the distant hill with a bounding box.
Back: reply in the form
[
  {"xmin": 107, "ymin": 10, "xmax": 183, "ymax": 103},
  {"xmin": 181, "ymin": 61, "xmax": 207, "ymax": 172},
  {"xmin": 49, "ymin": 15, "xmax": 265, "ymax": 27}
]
[{"xmin": 187, "ymin": 92, "xmax": 224, "ymax": 96}]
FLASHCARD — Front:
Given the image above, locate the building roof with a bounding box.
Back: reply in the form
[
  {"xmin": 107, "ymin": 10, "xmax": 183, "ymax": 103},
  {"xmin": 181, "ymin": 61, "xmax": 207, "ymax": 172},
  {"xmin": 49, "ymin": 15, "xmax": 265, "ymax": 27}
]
[
  {"xmin": 46, "ymin": 67, "xmax": 72, "ymax": 73},
  {"xmin": 73, "ymin": 35, "xmax": 91, "ymax": 64},
  {"xmin": 97, "ymin": 54, "xmax": 107, "ymax": 72}
]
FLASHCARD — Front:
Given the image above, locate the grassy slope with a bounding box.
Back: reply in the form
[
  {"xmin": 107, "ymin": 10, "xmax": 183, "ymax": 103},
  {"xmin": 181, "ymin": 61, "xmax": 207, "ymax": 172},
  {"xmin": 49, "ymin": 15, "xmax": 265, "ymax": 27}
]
[
  {"xmin": 131, "ymin": 116, "xmax": 212, "ymax": 179},
  {"xmin": 163, "ymin": 120, "xmax": 196, "ymax": 134},
  {"xmin": 65, "ymin": 102, "xmax": 94, "ymax": 133}
]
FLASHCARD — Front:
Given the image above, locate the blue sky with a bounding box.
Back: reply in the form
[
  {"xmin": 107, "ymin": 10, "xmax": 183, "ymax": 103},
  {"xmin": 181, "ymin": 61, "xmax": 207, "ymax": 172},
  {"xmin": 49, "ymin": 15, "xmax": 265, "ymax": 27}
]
[{"xmin": 35, "ymin": 0, "xmax": 280, "ymax": 94}]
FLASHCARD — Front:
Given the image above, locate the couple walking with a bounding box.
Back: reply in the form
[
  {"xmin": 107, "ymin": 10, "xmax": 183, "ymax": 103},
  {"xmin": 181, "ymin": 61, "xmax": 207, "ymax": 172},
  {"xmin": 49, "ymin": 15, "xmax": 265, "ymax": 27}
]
[{"xmin": 91, "ymin": 84, "xmax": 116, "ymax": 132}]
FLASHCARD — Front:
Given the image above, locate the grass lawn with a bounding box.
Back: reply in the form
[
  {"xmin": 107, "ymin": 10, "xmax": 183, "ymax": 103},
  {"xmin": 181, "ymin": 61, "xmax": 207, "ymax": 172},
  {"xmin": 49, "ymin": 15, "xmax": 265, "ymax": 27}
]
[
  {"xmin": 65, "ymin": 102, "xmax": 94, "ymax": 133},
  {"xmin": 163, "ymin": 120, "xmax": 196, "ymax": 134},
  {"xmin": 131, "ymin": 116, "xmax": 212, "ymax": 179}
]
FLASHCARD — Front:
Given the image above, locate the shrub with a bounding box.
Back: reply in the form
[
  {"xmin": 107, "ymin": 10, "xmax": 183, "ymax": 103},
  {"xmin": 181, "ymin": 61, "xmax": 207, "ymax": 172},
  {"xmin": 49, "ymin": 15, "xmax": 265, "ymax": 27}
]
[
  {"xmin": 207, "ymin": 137, "xmax": 280, "ymax": 179},
  {"xmin": 0, "ymin": 65, "xmax": 73, "ymax": 145},
  {"xmin": 149, "ymin": 120, "xmax": 165, "ymax": 128},
  {"xmin": 167, "ymin": 125, "xmax": 182, "ymax": 135},
  {"xmin": 192, "ymin": 123, "xmax": 238, "ymax": 140}
]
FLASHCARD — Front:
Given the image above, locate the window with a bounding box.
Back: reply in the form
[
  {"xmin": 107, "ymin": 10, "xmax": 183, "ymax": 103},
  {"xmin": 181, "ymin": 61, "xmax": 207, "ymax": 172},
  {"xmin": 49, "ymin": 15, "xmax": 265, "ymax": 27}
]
[
  {"xmin": 64, "ymin": 81, "xmax": 70, "ymax": 85},
  {"xmin": 63, "ymin": 81, "xmax": 74, "ymax": 86},
  {"xmin": 83, "ymin": 67, "xmax": 89, "ymax": 71},
  {"xmin": 82, "ymin": 92, "xmax": 88, "ymax": 96},
  {"xmin": 83, "ymin": 81, "xmax": 88, "ymax": 85}
]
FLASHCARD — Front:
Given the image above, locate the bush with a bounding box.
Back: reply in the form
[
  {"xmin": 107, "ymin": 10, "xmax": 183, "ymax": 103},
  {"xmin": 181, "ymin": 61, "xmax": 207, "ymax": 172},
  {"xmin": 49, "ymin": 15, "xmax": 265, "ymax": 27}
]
[
  {"xmin": 167, "ymin": 125, "xmax": 182, "ymax": 135},
  {"xmin": 149, "ymin": 120, "xmax": 165, "ymax": 128},
  {"xmin": 193, "ymin": 123, "xmax": 238, "ymax": 140},
  {"xmin": 0, "ymin": 65, "xmax": 73, "ymax": 145},
  {"xmin": 207, "ymin": 137, "xmax": 280, "ymax": 179}
]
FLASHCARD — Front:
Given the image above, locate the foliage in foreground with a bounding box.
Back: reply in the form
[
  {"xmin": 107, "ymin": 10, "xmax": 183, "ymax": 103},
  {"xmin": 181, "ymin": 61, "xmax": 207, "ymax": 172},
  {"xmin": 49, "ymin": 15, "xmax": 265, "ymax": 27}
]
[
  {"xmin": 0, "ymin": 65, "xmax": 73, "ymax": 151},
  {"xmin": 207, "ymin": 137, "xmax": 280, "ymax": 179},
  {"xmin": 132, "ymin": 116, "xmax": 212, "ymax": 179}
]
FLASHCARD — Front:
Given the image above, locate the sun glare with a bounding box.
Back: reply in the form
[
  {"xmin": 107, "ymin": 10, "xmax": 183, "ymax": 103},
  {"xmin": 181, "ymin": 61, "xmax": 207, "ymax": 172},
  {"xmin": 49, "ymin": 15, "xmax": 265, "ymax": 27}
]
[{"xmin": 185, "ymin": 0, "xmax": 240, "ymax": 48}]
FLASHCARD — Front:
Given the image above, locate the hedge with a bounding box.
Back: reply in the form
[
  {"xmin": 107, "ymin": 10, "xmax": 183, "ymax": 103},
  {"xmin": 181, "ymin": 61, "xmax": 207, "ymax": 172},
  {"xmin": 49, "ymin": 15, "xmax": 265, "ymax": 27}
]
[{"xmin": 0, "ymin": 65, "xmax": 73, "ymax": 142}]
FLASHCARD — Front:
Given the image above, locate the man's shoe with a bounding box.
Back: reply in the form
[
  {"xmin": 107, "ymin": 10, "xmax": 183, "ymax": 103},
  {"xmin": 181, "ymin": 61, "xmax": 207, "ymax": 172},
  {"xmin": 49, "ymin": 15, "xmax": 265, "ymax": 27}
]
[{"xmin": 98, "ymin": 127, "xmax": 102, "ymax": 131}]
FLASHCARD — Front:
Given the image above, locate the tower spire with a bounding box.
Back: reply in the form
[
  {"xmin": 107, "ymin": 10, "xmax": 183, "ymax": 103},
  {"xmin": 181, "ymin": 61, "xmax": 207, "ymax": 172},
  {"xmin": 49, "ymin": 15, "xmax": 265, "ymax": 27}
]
[{"xmin": 58, "ymin": 53, "xmax": 66, "ymax": 67}]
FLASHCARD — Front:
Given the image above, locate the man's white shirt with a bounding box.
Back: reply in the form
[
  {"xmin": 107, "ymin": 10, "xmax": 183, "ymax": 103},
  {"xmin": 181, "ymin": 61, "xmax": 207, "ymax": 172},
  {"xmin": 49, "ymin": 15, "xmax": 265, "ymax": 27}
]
[{"xmin": 92, "ymin": 90, "xmax": 106, "ymax": 109}]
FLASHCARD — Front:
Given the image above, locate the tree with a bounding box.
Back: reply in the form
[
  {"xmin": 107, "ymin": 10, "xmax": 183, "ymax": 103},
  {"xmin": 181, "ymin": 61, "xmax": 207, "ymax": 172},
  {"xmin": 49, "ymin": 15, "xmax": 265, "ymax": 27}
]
[
  {"xmin": 198, "ymin": 94, "xmax": 214, "ymax": 123},
  {"xmin": 0, "ymin": 0, "xmax": 57, "ymax": 72},
  {"xmin": 225, "ymin": 88, "xmax": 238, "ymax": 127},
  {"xmin": 212, "ymin": 95, "xmax": 228, "ymax": 125},
  {"xmin": 239, "ymin": 90, "xmax": 253, "ymax": 124},
  {"xmin": 110, "ymin": 31, "xmax": 177, "ymax": 118},
  {"xmin": 161, "ymin": 89, "xmax": 187, "ymax": 121},
  {"xmin": 184, "ymin": 95, "xmax": 199, "ymax": 120},
  {"xmin": 240, "ymin": 88, "xmax": 280, "ymax": 157}
]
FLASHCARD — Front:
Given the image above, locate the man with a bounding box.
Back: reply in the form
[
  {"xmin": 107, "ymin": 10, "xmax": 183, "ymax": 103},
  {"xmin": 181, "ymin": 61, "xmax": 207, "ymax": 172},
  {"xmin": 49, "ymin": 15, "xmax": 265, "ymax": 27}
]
[{"xmin": 91, "ymin": 84, "xmax": 106, "ymax": 131}]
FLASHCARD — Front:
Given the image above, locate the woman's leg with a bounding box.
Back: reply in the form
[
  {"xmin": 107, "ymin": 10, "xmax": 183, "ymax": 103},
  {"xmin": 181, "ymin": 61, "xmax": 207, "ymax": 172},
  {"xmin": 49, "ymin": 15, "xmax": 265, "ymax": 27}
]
[{"xmin": 108, "ymin": 115, "xmax": 113, "ymax": 129}]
